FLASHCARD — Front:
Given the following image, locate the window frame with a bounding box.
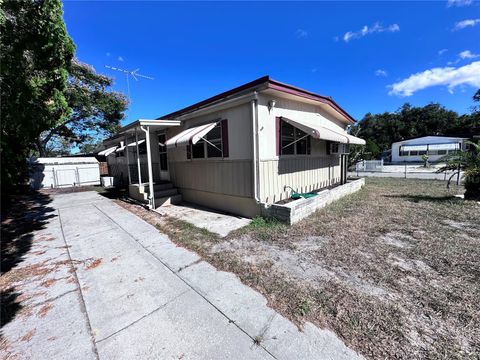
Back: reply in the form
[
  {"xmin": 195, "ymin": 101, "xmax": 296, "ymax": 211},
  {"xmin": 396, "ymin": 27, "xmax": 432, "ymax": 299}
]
[
  {"xmin": 330, "ymin": 142, "xmax": 340, "ymax": 154},
  {"xmin": 188, "ymin": 121, "xmax": 227, "ymax": 160},
  {"xmin": 158, "ymin": 133, "xmax": 168, "ymax": 171},
  {"xmin": 279, "ymin": 119, "xmax": 311, "ymax": 156}
]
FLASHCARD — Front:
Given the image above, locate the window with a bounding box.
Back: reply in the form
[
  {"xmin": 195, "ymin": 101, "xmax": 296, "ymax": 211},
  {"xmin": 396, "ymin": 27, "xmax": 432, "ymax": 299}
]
[
  {"xmin": 206, "ymin": 124, "xmax": 222, "ymax": 158},
  {"xmin": 409, "ymin": 150, "xmax": 418, "ymax": 156},
  {"xmin": 427, "ymin": 150, "xmax": 438, "ymax": 155},
  {"xmin": 438, "ymin": 150, "xmax": 447, "ymax": 155},
  {"xmin": 192, "ymin": 140, "xmax": 205, "ymax": 158},
  {"xmin": 399, "ymin": 150, "xmax": 408, "ymax": 157},
  {"xmin": 280, "ymin": 120, "xmax": 311, "ymax": 155},
  {"xmin": 330, "ymin": 142, "xmax": 340, "ymax": 154},
  {"xmin": 158, "ymin": 134, "xmax": 168, "ymax": 171},
  {"xmin": 418, "ymin": 150, "xmax": 427, "ymax": 155},
  {"xmin": 187, "ymin": 120, "xmax": 228, "ymax": 159},
  {"xmin": 138, "ymin": 141, "xmax": 147, "ymax": 155}
]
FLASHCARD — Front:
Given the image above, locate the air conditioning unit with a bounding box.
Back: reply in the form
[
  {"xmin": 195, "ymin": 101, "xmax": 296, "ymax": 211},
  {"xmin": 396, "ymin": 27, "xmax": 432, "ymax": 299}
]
[{"xmin": 101, "ymin": 176, "xmax": 115, "ymax": 188}]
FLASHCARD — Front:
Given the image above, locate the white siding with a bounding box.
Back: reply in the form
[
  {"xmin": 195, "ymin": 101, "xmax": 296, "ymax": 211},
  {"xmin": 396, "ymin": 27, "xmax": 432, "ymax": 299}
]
[
  {"xmin": 167, "ymin": 102, "xmax": 252, "ymax": 162},
  {"xmin": 256, "ymin": 93, "xmax": 348, "ymax": 160},
  {"xmin": 259, "ymin": 156, "xmax": 341, "ymax": 203},
  {"xmin": 256, "ymin": 93, "xmax": 345, "ymax": 202}
]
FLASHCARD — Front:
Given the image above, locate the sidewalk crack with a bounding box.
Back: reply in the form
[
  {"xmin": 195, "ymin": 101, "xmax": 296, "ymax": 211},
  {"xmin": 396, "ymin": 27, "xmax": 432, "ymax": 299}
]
[{"xmin": 95, "ymin": 289, "xmax": 190, "ymax": 344}]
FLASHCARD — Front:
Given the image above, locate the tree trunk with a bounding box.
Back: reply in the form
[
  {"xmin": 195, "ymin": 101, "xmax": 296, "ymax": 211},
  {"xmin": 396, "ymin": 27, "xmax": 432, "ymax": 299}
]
[{"xmin": 36, "ymin": 137, "xmax": 46, "ymax": 157}]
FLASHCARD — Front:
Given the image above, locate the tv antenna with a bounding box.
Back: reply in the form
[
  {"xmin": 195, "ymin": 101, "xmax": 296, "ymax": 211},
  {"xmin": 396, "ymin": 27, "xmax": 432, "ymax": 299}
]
[{"xmin": 104, "ymin": 65, "xmax": 154, "ymax": 104}]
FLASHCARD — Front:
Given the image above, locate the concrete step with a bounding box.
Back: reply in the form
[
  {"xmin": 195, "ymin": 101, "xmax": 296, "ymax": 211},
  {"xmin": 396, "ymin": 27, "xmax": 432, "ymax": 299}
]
[
  {"xmin": 154, "ymin": 194, "xmax": 182, "ymax": 208},
  {"xmin": 144, "ymin": 183, "xmax": 174, "ymax": 193},
  {"xmin": 153, "ymin": 182, "xmax": 173, "ymax": 191},
  {"xmin": 153, "ymin": 188, "xmax": 178, "ymax": 198}
]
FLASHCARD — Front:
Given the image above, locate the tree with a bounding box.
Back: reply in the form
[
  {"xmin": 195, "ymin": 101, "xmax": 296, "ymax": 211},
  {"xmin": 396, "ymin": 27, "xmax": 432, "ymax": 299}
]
[
  {"xmin": 36, "ymin": 60, "xmax": 128, "ymax": 156},
  {"xmin": 1, "ymin": 0, "xmax": 75, "ymax": 190},
  {"xmin": 437, "ymin": 142, "xmax": 480, "ymax": 200},
  {"xmin": 354, "ymin": 99, "xmax": 479, "ymax": 159}
]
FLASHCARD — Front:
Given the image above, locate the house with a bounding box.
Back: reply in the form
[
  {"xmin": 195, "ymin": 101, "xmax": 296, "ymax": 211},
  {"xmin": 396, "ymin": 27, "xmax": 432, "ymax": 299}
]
[
  {"xmin": 102, "ymin": 76, "xmax": 365, "ymax": 218},
  {"xmin": 391, "ymin": 136, "xmax": 468, "ymax": 163}
]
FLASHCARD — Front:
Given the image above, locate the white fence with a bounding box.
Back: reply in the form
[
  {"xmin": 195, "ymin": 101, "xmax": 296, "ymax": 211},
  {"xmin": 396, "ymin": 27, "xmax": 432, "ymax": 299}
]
[
  {"xmin": 355, "ymin": 160, "xmax": 384, "ymax": 172},
  {"xmin": 351, "ymin": 160, "xmax": 461, "ymax": 182},
  {"xmin": 30, "ymin": 157, "xmax": 100, "ymax": 189}
]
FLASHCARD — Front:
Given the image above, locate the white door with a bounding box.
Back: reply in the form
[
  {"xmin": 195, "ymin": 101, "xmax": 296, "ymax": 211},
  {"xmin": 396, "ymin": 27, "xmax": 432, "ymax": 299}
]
[{"xmin": 158, "ymin": 133, "xmax": 170, "ymax": 181}]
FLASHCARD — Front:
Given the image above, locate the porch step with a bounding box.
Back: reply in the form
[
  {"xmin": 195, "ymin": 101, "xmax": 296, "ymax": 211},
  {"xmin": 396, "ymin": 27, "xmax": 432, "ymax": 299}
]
[
  {"xmin": 154, "ymin": 194, "xmax": 182, "ymax": 208},
  {"xmin": 153, "ymin": 188, "xmax": 178, "ymax": 198},
  {"xmin": 152, "ymin": 182, "xmax": 173, "ymax": 191}
]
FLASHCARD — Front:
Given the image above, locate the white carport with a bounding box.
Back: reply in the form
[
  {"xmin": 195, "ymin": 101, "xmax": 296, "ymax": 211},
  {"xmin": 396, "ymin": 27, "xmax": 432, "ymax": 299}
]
[{"xmin": 117, "ymin": 119, "xmax": 181, "ymax": 208}]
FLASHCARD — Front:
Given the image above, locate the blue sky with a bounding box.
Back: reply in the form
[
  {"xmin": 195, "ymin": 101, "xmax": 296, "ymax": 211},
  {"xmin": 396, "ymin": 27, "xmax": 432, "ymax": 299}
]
[{"xmin": 63, "ymin": 1, "xmax": 480, "ymax": 125}]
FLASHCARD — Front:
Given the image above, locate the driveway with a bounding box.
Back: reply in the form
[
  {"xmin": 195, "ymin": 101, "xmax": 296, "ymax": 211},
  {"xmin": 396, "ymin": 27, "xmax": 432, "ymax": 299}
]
[{"xmin": 1, "ymin": 191, "xmax": 361, "ymax": 360}]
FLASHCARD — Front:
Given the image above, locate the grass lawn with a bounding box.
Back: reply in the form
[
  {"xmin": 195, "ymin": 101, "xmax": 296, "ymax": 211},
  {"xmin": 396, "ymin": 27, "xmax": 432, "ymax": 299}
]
[{"xmin": 118, "ymin": 178, "xmax": 480, "ymax": 359}]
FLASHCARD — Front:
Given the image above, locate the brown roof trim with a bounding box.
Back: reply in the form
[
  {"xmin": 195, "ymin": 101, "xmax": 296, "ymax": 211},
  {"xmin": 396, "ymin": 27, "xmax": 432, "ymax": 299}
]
[
  {"xmin": 158, "ymin": 76, "xmax": 270, "ymax": 120},
  {"xmin": 158, "ymin": 76, "xmax": 356, "ymax": 123},
  {"xmin": 267, "ymin": 79, "xmax": 356, "ymax": 123}
]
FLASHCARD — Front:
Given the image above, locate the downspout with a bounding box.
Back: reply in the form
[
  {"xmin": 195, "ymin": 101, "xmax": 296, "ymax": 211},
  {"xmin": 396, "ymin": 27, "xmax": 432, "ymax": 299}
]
[
  {"xmin": 140, "ymin": 125, "xmax": 155, "ymax": 209},
  {"xmin": 251, "ymin": 92, "xmax": 261, "ymax": 203}
]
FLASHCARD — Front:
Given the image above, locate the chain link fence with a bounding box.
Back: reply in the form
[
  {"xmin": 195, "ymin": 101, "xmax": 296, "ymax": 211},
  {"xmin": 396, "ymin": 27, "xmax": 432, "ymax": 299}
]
[{"xmin": 350, "ymin": 161, "xmax": 463, "ymax": 183}]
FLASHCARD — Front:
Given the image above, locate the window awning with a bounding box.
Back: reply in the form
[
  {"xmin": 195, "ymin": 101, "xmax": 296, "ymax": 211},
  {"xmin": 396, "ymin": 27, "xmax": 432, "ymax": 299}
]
[
  {"xmin": 165, "ymin": 122, "xmax": 217, "ymax": 149},
  {"xmin": 280, "ymin": 117, "xmax": 366, "ymax": 145},
  {"xmin": 402, "ymin": 143, "xmax": 459, "ymax": 151},
  {"xmin": 98, "ymin": 146, "xmax": 118, "ymax": 156},
  {"xmin": 116, "ymin": 139, "xmax": 146, "ymax": 152}
]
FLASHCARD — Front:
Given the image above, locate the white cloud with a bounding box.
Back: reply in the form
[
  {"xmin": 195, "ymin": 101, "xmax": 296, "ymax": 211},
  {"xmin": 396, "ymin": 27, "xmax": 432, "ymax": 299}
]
[
  {"xmin": 296, "ymin": 29, "xmax": 308, "ymax": 38},
  {"xmin": 438, "ymin": 49, "xmax": 448, "ymax": 55},
  {"xmin": 375, "ymin": 69, "xmax": 388, "ymax": 77},
  {"xmin": 453, "ymin": 18, "xmax": 480, "ymax": 31},
  {"xmin": 389, "ymin": 61, "xmax": 480, "ymax": 96},
  {"xmin": 118, "ymin": 56, "xmax": 124, "ymax": 62},
  {"xmin": 342, "ymin": 22, "xmax": 400, "ymax": 42},
  {"xmin": 447, "ymin": 0, "xmax": 473, "ymax": 7},
  {"xmin": 459, "ymin": 50, "xmax": 480, "ymax": 59}
]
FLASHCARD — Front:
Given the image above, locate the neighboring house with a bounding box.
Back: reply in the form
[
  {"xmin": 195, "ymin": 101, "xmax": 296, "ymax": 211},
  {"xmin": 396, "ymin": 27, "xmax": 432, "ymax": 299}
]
[
  {"xmin": 102, "ymin": 76, "xmax": 365, "ymax": 217},
  {"xmin": 391, "ymin": 136, "xmax": 468, "ymax": 163}
]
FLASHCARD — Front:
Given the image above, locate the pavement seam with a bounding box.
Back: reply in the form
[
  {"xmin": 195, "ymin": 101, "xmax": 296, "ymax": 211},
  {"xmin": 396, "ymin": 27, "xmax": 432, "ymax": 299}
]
[
  {"xmin": 58, "ymin": 208, "xmax": 100, "ymax": 360},
  {"xmin": 22, "ymin": 289, "xmax": 78, "ymax": 309},
  {"xmin": 176, "ymin": 258, "xmax": 203, "ymax": 273},
  {"xmin": 95, "ymin": 289, "xmax": 191, "ymax": 344},
  {"xmin": 95, "ymin": 203, "xmax": 278, "ymax": 360}
]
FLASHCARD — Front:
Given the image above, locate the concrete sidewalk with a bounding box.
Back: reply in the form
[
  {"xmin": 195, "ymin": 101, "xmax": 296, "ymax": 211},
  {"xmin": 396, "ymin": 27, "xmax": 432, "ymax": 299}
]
[{"xmin": 1, "ymin": 191, "xmax": 362, "ymax": 360}]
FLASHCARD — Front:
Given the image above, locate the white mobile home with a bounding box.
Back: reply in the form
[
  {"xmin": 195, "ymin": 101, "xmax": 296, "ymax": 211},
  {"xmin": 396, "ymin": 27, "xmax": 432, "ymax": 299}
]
[
  {"xmin": 103, "ymin": 77, "xmax": 365, "ymax": 217},
  {"xmin": 391, "ymin": 136, "xmax": 468, "ymax": 163}
]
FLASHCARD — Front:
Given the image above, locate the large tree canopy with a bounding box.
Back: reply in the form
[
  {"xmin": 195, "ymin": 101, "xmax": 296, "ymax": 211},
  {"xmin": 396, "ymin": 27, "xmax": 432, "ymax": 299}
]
[
  {"xmin": 350, "ymin": 93, "xmax": 480, "ymax": 161},
  {"xmin": 39, "ymin": 60, "xmax": 128, "ymax": 156},
  {"xmin": 1, "ymin": 0, "xmax": 75, "ymax": 190}
]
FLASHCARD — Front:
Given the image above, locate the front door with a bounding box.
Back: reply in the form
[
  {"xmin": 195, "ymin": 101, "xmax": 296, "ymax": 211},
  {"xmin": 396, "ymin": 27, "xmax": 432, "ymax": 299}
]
[{"xmin": 158, "ymin": 133, "xmax": 170, "ymax": 181}]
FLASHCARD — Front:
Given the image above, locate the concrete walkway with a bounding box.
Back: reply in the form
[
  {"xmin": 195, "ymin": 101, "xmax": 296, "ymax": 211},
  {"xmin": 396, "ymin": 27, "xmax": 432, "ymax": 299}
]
[
  {"xmin": 155, "ymin": 202, "xmax": 252, "ymax": 237},
  {"xmin": 1, "ymin": 191, "xmax": 362, "ymax": 360}
]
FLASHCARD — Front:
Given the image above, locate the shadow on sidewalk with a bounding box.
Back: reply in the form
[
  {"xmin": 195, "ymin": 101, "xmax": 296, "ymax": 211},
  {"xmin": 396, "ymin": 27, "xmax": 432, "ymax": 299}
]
[{"xmin": 1, "ymin": 190, "xmax": 56, "ymax": 328}]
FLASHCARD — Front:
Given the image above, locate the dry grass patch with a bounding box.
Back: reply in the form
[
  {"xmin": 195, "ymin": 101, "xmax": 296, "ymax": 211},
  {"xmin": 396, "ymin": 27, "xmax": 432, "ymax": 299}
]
[{"xmin": 120, "ymin": 178, "xmax": 479, "ymax": 359}]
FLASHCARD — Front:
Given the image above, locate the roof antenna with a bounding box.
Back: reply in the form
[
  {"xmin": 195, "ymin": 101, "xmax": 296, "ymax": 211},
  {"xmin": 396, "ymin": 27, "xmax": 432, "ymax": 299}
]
[{"xmin": 104, "ymin": 65, "xmax": 154, "ymax": 104}]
